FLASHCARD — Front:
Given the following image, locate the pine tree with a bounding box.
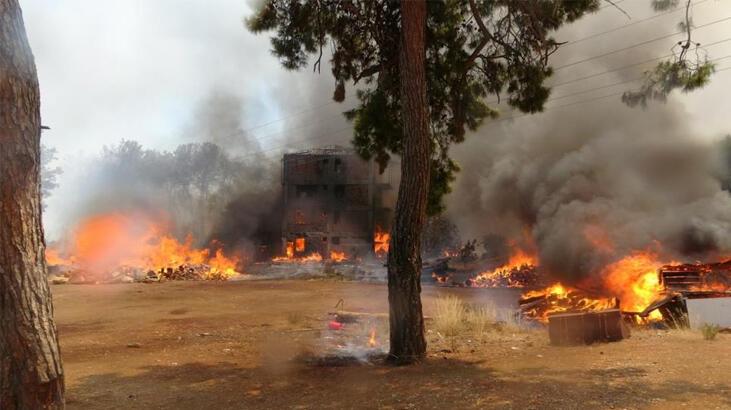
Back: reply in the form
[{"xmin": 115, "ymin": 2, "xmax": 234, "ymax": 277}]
[{"xmin": 248, "ymin": 0, "xmax": 599, "ymax": 363}]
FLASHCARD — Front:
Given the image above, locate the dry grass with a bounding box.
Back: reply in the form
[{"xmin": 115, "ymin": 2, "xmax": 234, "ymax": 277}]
[
  {"xmin": 433, "ymin": 296, "xmax": 468, "ymax": 340},
  {"xmin": 700, "ymin": 323, "xmax": 721, "ymax": 341},
  {"xmin": 432, "ymin": 295, "xmax": 523, "ymax": 350}
]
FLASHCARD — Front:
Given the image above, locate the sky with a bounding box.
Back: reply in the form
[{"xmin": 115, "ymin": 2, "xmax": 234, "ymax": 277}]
[{"xmin": 20, "ymin": 0, "xmax": 731, "ymax": 239}]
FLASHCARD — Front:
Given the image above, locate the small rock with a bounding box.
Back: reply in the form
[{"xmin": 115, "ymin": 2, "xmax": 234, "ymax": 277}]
[
  {"xmin": 126, "ymin": 343, "xmax": 142, "ymax": 348},
  {"xmin": 197, "ymin": 332, "xmax": 212, "ymax": 337}
]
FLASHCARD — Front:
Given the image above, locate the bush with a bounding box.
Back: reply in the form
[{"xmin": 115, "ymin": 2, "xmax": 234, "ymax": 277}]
[{"xmin": 701, "ymin": 323, "xmax": 721, "ymax": 341}]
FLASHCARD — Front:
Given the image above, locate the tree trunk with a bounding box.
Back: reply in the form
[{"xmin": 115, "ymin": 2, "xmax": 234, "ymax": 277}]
[
  {"xmin": 0, "ymin": 1, "xmax": 65, "ymax": 408},
  {"xmin": 387, "ymin": 0, "xmax": 429, "ymax": 365}
]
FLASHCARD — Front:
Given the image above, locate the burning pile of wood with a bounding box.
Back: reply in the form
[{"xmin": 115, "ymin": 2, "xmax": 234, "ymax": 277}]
[
  {"xmin": 469, "ymin": 264, "xmax": 540, "ymax": 288},
  {"xmin": 157, "ymin": 263, "xmax": 233, "ymax": 281},
  {"xmin": 518, "ymin": 284, "xmax": 619, "ymax": 323}
]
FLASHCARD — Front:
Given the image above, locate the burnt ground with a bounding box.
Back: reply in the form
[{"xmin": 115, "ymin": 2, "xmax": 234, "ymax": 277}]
[{"xmin": 53, "ymin": 280, "xmax": 730, "ymax": 410}]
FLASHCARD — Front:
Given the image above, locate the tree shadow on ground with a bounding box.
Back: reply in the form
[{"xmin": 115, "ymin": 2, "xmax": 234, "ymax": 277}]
[{"xmin": 67, "ymin": 357, "xmax": 731, "ymax": 410}]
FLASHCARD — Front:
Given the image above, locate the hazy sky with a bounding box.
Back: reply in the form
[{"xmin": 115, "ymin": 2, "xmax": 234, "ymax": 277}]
[{"xmin": 20, "ymin": 0, "xmax": 731, "ymax": 238}]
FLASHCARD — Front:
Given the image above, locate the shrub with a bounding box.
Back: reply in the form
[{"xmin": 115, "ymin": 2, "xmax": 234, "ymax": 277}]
[{"xmin": 701, "ymin": 323, "xmax": 721, "ymax": 341}]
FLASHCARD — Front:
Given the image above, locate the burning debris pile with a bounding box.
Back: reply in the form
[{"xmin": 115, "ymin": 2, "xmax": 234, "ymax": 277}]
[
  {"xmin": 519, "ymin": 283, "xmax": 619, "ymax": 323},
  {"xmin": 428, "ymin": 238, "xmax": 731, "ymax": 334},
  {"xmin": 46, "ymin": 212, "xmax": 242, "ymax": 284},
  {"xmin": 428, "ymin": 240, "xmax": 542, "ymax": 288}
]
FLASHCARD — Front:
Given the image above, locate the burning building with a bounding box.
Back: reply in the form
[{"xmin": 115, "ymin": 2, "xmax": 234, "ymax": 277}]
[{"xmin": 279, "ymin": 146, "xmax": 395, "ymax": 261}]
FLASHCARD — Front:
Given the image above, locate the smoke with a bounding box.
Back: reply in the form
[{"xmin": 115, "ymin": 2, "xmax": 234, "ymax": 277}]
[{"xmin": 446, "ymin": 3, "xmax": 731, "ymax": 283}]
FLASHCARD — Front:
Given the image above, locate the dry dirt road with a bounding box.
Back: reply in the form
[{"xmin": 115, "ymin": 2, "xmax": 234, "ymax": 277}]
[{"xmin": 52, "ymin": 280, "xmax": 730, "ymax": 409}]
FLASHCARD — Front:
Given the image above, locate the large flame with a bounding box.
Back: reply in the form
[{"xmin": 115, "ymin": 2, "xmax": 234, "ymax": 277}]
[
  {"xmin": 601, "ymin": 251, "xmax": 665, "ymax": 314},
  {"xmin": 45, "ymin": 212, "xmax": 240, "ymax": 279}
]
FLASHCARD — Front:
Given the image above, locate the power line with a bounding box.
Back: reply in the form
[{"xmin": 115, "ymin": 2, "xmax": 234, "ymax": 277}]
[
  {"xmin": 554, "ymin": 15, "xmax": 731, "ymax": 71},
  {"xmin": 490, "ymin": 65, "xmax": 731, "ymax": 125},
  {"xmin": 564, "ymin": 0, "xmax": 711, "ymax": 48},
  {"xmin": 549, "ymin": 52, "xmax": 731, "ymax": 102},
  {"xmin": 551, "ymin": 36, "xmax": 731, "ymax": 88}
]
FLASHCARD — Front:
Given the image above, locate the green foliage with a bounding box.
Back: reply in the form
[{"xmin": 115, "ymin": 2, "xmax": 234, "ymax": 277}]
[
  {"xmin": 247, "ymin": 0, "xmax": 599, "ymax": 214},
  {"xmin": 422, "ymin": 214, "xmax": 461, "ymax": 257},
  {"xmin": 624, "ymin": 0, "xmax": 717, "ymax": 108},
  {"xmin": 622, "ymin": 60, "xmax": 715, "ymax": 108}
]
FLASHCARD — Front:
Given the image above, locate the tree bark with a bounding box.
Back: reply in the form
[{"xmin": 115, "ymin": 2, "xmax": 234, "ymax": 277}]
[
  {"xmin": 387, "ymin": 0, "xmax": 429, "ymax": 365},
  {"xmin": 0, "ymin": 0, "xmax": 65, "ymax": 408}
]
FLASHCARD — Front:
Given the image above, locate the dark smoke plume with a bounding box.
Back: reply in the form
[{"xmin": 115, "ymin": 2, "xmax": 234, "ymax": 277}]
[{"xmin": 446, "ymin": 3, "xmax": 731, "ymax": 283}]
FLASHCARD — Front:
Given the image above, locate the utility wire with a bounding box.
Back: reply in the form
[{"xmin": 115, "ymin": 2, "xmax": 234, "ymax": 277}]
[
  {"xmin": 564, "ymin": 0, "xmax": 711, "ymax": 48},
  {"xmin": 554, "ymin": 15, "xmax": 731, "ymax": 71},
  {"xmin": 549, "ymin": 53, "xmax": 731, "ymax": 102},
  {"xmin": 551, "ymin": 36, "xmax": 731, "ymax": 88}
]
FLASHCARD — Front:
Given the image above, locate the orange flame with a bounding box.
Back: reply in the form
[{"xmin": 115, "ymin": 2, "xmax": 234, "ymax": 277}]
[
  {"xmin": 295, "ymin": 237, "xmax": 305, "ymax": 253},
  {"xmin": 521, "ymin": 283, "xmax": 618, "ymax": 322},
  {"xmin": 45, "ymin": 248, "xmax": 72, "ymax": 266},
  {"xmin": 45, "ymin": 212, "xmax": 240, "ymax": 279},
  {"xmin": 272, "ymin": 252, "xmax": 323, "ymax": 263},
  {"xmin": 374, "ymin": 226, "xmax": 390, "ymax": 256},
  {"xmin": 602, "ymin": 251, "xmax": 665, "ymax": 314},
  {"xmin": 368, "ymin": 327, "xmax": 377, "ymax": 347},
  {"xmin": 473, "ymin": 248, "xmax": 538, "ymax": 287},
  {"xmin": 330, "ymin": 250, "xmax": 347, "ymax": 262}
]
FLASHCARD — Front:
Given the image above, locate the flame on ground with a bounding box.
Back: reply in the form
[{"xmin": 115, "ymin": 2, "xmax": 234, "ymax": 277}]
[
  {"xmin": 272, "ymin": 252, "xmax": 323, "ymax": 263},
  {"xmin": 45, "ymin": 212, "xmax": 240, "ymax": 280},
  {"xmin": 368, "ymin": 327, "xmax": 377, "ymax": 348}
]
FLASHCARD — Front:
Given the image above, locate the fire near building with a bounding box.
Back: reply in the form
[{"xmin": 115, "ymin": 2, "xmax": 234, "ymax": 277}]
[{"xmin": 280, "ymin": 146, "xmax": 395, "ymax": 260}]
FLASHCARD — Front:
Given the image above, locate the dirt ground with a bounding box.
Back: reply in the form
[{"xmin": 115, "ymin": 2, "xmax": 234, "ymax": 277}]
[{"xmin": 52, "ymin": 279, "xmax": 730, "ymax": 410}]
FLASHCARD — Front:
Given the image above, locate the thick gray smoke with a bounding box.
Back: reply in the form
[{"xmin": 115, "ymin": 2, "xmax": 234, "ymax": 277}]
[
  {"xmin": 449, "ymin": 100, "xmax": 731, "ymax": 282},
  {"xmin": 446, "ymin": 3, "xmax": 731, "ymax": 283}
]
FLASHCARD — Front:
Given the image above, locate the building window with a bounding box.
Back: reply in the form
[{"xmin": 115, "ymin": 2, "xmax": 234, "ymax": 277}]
[{"xmin": 295, "ymin": 237, "xmax": 305, "ymax": 252}]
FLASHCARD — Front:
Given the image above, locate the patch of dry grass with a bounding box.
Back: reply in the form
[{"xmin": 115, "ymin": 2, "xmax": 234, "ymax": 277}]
[
  {"xmin": 431, "ymin": 295, "xmax": 523, "ymax": 350},
  {"xmin": 700, "ymin": 323, "xmax": 721, "ymax": 341},
  {"xmin": 433, "ymin": 295, "xmax": 468, "ymax": 339}
]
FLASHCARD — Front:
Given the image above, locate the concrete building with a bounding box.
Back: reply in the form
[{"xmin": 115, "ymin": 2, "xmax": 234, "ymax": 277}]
[{"xmin": 280, "ymin": 146, "xmax": 394, "ymax": 259}]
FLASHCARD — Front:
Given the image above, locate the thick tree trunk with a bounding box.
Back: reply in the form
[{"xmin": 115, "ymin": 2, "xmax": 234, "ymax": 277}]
[
  {"xmin": 387, "ymin": 0, "xmax": 429, "ymax": 365},
  {"xmin": 0, "ymin": 0, "xmax": 65, "ymax": 408}
]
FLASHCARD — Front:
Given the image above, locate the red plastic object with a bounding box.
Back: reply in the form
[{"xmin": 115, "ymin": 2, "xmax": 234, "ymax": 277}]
[{"xmin": 328, "ymin": 321, "xmax": 344, "ymax": 330}]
